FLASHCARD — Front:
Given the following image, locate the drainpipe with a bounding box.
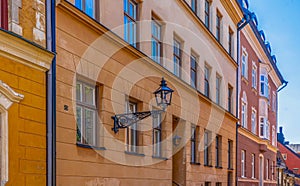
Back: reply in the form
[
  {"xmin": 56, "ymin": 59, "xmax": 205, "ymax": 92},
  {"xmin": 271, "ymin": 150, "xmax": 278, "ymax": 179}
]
[
  {"xmin": 277, "ymin": 81, "xmax": 288, "ymax": 93},
  {"xmin": 46, "ymin": 0, "xmax": 56, "ymax": 185}
]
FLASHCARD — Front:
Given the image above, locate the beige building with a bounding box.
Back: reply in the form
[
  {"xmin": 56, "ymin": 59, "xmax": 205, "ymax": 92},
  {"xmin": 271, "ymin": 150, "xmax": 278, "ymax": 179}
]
[{"xmin": 56, "ymin": 0, "xmax": 242, "ymax": 185}]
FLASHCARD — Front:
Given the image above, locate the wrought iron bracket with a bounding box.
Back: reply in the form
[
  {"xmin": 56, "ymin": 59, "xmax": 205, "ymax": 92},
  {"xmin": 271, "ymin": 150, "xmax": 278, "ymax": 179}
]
[{"xmin": 112, "ymin": 110, "xmax": 164, "ymax": 133}]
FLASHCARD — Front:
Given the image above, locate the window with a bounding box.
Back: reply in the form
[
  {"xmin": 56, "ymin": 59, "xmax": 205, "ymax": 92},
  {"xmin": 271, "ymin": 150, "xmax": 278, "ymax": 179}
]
[
  {"xmin": 266, "ymin": 121, "xmax": 270, "ymax": 140},
  {"xmin": 227, "ymin": 172, "xmax": 233, "ymax": 186},
  {"xmin": 241, "ymin": 101, "xmax": 247, "ymax": 128},
  {"xmin": 126, "ymin": 101, "xmax": 138, "ymax": 153},
  {"xmin": 251, "ymin": 109, "xmax": 256, "ymax": 134},
  {"xmin": 216, "ymin": 75, "xmax": 221, "ymax": 105},
  {"xmin": 204, "ymin": 0, "xmax": 210, "ymax": 28},
  {"xmin": 228, "ymin": 140, "xmax": 233, "ymax": 169},
  {"xmin": 272, "ymin": 126, "xmax": 276, "ymax": 146},
  {"xmin": 191, "ymin": 125, "xmax": 199, "ymax": 163},
  {"xmin": 228, "ymin": 85, "xmax": 233, "ymax": 113},
  {"xmin": 204, "ymin": 66, "xmax": 210, "ymax": 97},
  {"xmin": 76, "ymin": 81, "xmax": 97, "ymax": 146},
  {"xmin": 252, "ymin": 63, "xmax": 257, "ymax": 89},
  {"xmin": 190, "ymin": 54, "xmax": 197, "ymax": 88},
  {"xmin": 241, "ymin": 150, "xmax": 246, "ymax": 177},
  {"xmin": 191, "ymin": 0, "xmax": 198, "ymax": 14},
  {"xmin": 205, "ymin": 182, "xmax": 211, "ymax": 186},
  {"xmin": 268, "ymin": 84, "xmax": 271, "ymax": 105},
  {"xmin": 0, "ymin": 0, "xmax": 8, "ymax": 29},
  {"xmin": 272, "ymin": 91, "xmax": 277, "ymax": 112},
  {"xmin": 260, "ymin": 117, "xmax": 265, "ymax": 138},
  {"xmin": 75, "ymin": 0, "xmax": 96, "ymax": 18},
  {"xmin": 241, "ymin": 50, "xmax": 248, "ymax": 78},
  {"xmin": 216, "ymin": 182, "xmax": 222, "ymax": 186},
  {"xmin": 228, "ymin": 28, "xmax": 234, "ymax": 56},
  {"xmin": 153, "ymin": 111, "xmax": 162, "ymax": 157},
  {"xmin": 151, "ymin": 19, "xmax": 162, "ymax": 63},
  {"xmin": 216, "ymin": 11, "xmax": 222, "ymax": 42},
  {"xmin": 251, "ymin": 154, "xmax": 255, "ymax": 178},
  {"xmin": 173, "ymin": 39, "xmax": 181, "ymax": 77},
  {"xmin": 215, "ymin": 135, "xmax": 222, "ymax": 167},
  {"xmin": 266, "ymin": 159, "xmax": 269, "ymax": 180},
  {"xmin": 204, "ymin": 130, "xmax": 211, "ymax": 166},
  {"xmin": 260, "ymin": 75, "xmax": 269, "ymax": 98},
  {"xmin": 124, "ymin": 0, "xmax": 137, "ymax": 47},
  {"xmin": 271, "ymin": 161, "xmax": 275, "ymax": 180}
]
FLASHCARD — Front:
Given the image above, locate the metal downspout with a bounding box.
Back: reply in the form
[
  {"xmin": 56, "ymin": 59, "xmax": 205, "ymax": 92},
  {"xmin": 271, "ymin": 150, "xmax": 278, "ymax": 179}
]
[{"xmin": 46, "ymin": 0, "xmax": 56, "ymax": 185}]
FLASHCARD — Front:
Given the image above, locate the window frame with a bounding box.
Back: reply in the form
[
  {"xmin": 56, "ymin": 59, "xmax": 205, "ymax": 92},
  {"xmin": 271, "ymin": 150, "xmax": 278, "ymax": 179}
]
[
  {"xmin": 228, "ymin": 85, "xmax": 233, "ymax": 113},
  {"xmin": 190, "ymin": 124, "xmax": 199, "ymax": 164},
  {"xmin": 251, "ymin": 109, "xmax": 257, "ymax": 134},
  {"xmin": 191, "ymin": 0, "xmax": 198, "ymax": 14},
  {"xmin": 204, "ymin": 0, "xmax": 211, "ymax": 29},
  {"xmin": 151, "ymin": 18, "xmax": 162, "ymax": 64},
  {"xmin": 75, "ymin": 0, "xmax": 98, "ymax": 19},
  {"xmin": 228, "ymin": 28, "xmax": 234, "ymax": 56},
  {"xmin": 266, "ymin": 159, "xmax": 269, "ymax": 180},
  {"xmin": 241, "ymin": 150, "xmax": 246, "ymax": 178},
  {"xmin": 260, "ymin": 74, "xmax": 269, "ymax": 98},
  {"xmin": 173, "ymin": 38, "xmax": 182, "ymax": 77},
  {"xmin": 204, "ymin": 65, "xmax": 210, "ymax": 98},
  {"xmin": 152, "ymin": 110, "xmax": 162, "ymax": 157},
  {"xmin": 76, "ymin": 81, "xmax": 98, "ymax": 146},
  {"xmin": 216, "ymin": 75, "xmax": 221, "ymax": 105},
  {"xmin": 228, "ymin": 140, "xmax": 233, "ymax": 169},
  {"xmin": 190, "ymin": 54, "xmax": 198, "ymax": 88},
  {"xmin": 241, "ymin": 101, "xmax": 247, "ymax": 128},
  {"xmin": 215, "ymin": 135, "xmax": 222, "ymax": 167},
  {"xmin": 252, "ymin": 62, "xmax": 257, "ymax": 89},
  {"xmin": 241, "ymin": 50, "xmax": 248, "ymax": 79},
  {"xmin": 204, "ymin": 130, "xmax": 211, "ymax": 166},
  {"xmin": 251, "ymin": 153, "xmax": 255, "ymax": 179},
  {"xmin": 126, "ymin": 100, "xmax": 139, "ymax": 153},
  {"xmin": 124, "ymin": 0, "xmax": 138, "ymax": 47},
  {"xmin": 216, "ymin": 10, "xmax": 222, "ymax": 42}
]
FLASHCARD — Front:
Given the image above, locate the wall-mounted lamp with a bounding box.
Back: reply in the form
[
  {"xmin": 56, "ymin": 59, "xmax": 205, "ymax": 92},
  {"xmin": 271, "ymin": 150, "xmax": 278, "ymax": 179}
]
[{"xmin": 112, "ymin": 78, "xmax": 174, "ymax": 133}]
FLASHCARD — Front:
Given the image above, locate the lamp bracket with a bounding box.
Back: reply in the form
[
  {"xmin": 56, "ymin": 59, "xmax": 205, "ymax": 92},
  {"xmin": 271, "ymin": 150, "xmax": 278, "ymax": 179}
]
[{"xmin": 112, "ymin": 110, "xmax": 164, "ymax": 133}]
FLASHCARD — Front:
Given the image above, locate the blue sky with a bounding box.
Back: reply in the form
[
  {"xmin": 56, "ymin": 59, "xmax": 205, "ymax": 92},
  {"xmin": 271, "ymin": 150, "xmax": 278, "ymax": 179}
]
[{"xmin": 249, "ymin": 0, "xmax": 300, "ymax": 143}]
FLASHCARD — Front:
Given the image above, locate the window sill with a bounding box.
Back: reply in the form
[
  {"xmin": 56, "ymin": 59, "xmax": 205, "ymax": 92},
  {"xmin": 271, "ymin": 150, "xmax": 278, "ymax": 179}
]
[
  {"xmin": 124, "ymin": 151, "xmax": 145, "ymax": 157},
  {"xmin": 190, "ymin": 162, "xmax": 201, "ymax": 165},
  {"xmin": 215, "ymin": 166, "xmax": 223, "ymax": 169},
  {"xmin": 204, "ymin": 164, "xmax": 213, "ymax": 167},
  {"xmin": 242, "ymin": 77, "xmax": 249, "ymax": 84},
  {"xmin": 241, "ymin": 176, "xmax": 247, "ymax": 179},
  {"xmin": 152, "ymin": 155, "xmax": 168, "ymax": 160},
  {"xmin": 228, "ymin": 168, "xmax": 234, "ymax": 171},
  {"xmin": 76, "ymin": 143, "xmax": 106, "ymax": 150}
]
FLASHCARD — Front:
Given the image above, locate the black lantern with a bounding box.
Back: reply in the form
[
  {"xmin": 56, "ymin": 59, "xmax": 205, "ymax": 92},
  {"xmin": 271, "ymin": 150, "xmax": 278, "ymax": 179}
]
[
  {"xmin": 112, "ymin": 77, "xmax": 174, "ymax": 133},
  {"xmin": 154, "ymin": 78, "xmax": 174, "ymax": 111}
]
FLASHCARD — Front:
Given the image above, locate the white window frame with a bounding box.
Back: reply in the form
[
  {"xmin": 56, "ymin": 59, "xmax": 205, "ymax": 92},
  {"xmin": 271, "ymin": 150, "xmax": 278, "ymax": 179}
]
[
  {"xmin": 75, "ymin": 0, "xmax": 96, "ymax": 18},
  {"xmin": 151, "ymin": 19, "xmax": 162, "ymax": 64},
  {"xmin": 216, "ymin": 75, "xmax": 221, "ymax": 105},
  {"xmin": 259, "ymin": 117, "xmax": 265, "ymax": 138},
  {"xmin": 252, "ymin": 62, "xmax": 257, "ymax": 89},
  {"xmin": 260, "ymin": 74, "xmax": 269, "ymax": 98},
  {"xmin": 272, "ymin": 91, "xmax": 276, "ymax": 112},
  {"xmin": 173, "ymin": 38, "xmax": 182, "ymax": 77},
  {"xmin": 241, "ymin": 150, "xmax": 246, "ymax": 178},
  {"xmin": 272, "ymin": 125, "xmax": 276, "ymax": 146},
  {"xmin": 124, "ymin": 0, "xmax": 137, "ymax": 47},
  {"xmin": 204, "ymin": 65, "xmax": 210, "ymax": 97},
  {"xmin": 0, "ymin": 80, "xmax": 24, "ymax": 185},
  {"xmin": 241, "ymin": 102, "xmax": 247, "ymax": 128},
  {"xmin": 251, "ymin": 153, "xmax": 255, "ymax": 179},
  {"xmin": 126, "ymin": 100, "xmax": 138, "ymax": 153},
  {"xmin": 153, "ymin": 110, "xmax": 162, "ymax": 157},
  {"xmin": 241, "ymin": 48, "xmax": 248, "ymax": 79},
  {"xmin": 251, "ymin": 108, "xmax": 257, "ymax": 134},
  {"xmin": 76, "ymin": 81, "xmax": 97, "ymax": 146}
]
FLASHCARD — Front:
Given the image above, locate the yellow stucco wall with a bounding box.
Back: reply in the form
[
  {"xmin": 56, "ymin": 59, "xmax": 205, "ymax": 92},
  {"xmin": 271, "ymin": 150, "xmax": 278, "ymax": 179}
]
[{"xmin": 0, "ymin": 57, "xmax": 47, "ymax": 185}]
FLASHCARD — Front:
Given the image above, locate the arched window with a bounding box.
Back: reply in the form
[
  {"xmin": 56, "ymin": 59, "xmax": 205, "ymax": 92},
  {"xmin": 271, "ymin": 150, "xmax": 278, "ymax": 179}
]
[{"xmin": 0, "ymin": 80, "xmax": 23, "ymax": 185}]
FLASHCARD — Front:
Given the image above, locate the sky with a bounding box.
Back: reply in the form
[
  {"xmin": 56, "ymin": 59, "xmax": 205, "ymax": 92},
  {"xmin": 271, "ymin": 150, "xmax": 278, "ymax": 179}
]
[{"xmin": 249, "ymin": 0, "xmax": 300, "ymax": 143}]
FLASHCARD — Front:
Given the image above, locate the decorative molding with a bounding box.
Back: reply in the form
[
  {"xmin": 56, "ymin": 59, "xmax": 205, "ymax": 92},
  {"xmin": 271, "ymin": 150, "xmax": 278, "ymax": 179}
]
[
  {"xmin": 0, "ymin": 30, "xmax": 54, "ymax": 72},
  {"xmin": 0, "ymin": 80, "xmax": 23, "ymax": 186}
]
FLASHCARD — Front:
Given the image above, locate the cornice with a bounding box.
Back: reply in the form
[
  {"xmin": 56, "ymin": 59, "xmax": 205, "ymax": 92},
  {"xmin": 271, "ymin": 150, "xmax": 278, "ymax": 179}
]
[
  {"xmin": 0, "ymin": 80, "xmax": 24, "ymax": 110},
  {"xmin": 238, "ymin": 126, "xmax": 277, "ymax": 153},
  {"xmin": 0, "ymin": 29, "xmax": 54, "ymax": 72},
  {"xmin": 220, "ymin": 0, "xmax": 244, "ymax": 25}
]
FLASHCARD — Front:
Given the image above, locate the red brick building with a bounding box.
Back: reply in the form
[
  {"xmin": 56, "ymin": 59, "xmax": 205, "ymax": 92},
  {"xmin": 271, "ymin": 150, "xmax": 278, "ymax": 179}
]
[{"xmin": 237, "ymin": 1, "xmax": 287, "ymax": 186}]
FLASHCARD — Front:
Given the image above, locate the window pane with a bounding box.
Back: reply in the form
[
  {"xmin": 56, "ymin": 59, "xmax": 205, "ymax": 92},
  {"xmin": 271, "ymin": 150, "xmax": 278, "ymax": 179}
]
[
  {"xmin": 85, "ymin": 0, "xmax": 95, "ymax": 18},
  {"xmin": 76, "ymin": 106, "xmax": 83, "ymax": 142},
  {"xmin": 75, "ymin": 0, "xmax": 82, "ymax": 10},
  {"xmin": 85, "ymin": 108, "xmax": 95, "ymax": 145},
  {"xmin": 84, "ymin": 85, "xmax": 95, "ymax": 105},
  {"xmin": 76, "ymin": 83, "xmax": 82, "ymax": 101}
]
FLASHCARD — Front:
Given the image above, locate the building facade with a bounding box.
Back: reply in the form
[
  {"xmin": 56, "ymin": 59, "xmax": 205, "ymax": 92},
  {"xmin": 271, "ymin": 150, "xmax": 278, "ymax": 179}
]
[
  {"xmin": 236, "ymin": 0, "xmax": 286, "ymax": 186},
  {"xmin": 0, "ymin": 0, "xmax": 54, "ymax": 185},
  {"xmin": 55, "ymin": 0, "xmax": 243, "ymax": 185}
]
